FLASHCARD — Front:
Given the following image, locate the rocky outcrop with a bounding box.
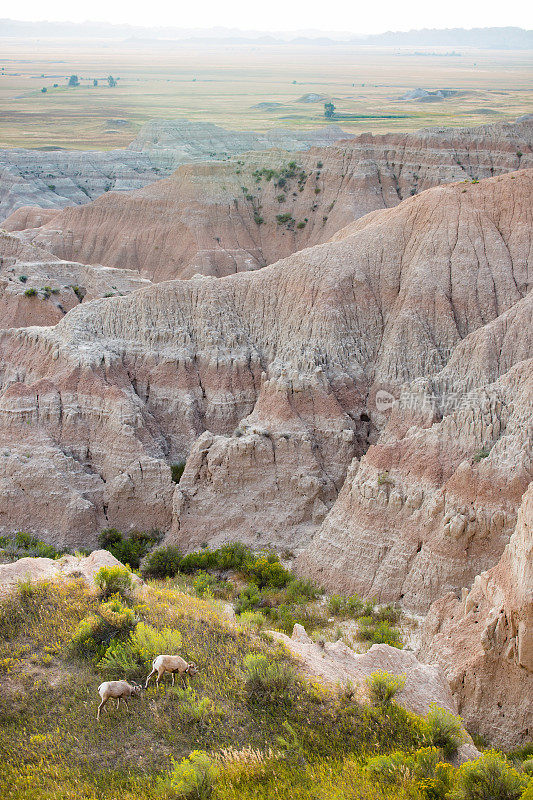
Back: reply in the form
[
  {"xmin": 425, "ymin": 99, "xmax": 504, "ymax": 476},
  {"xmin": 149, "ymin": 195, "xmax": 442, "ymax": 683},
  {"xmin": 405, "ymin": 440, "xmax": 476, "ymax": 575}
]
[
  {"xmin": 126, "ymin": 118, "xmax": 352, "ymax": 170},
  {"xmin": 0, "ymin": 147, "xmax": 162, "ymax": 222},
  {"xmin": 0, "ymin": 549, "xmax": 138, "ymax": 596},
  {"xmin": 270, "ymin": 624, "xmax": 479, "ymax": 763},
  {"xmin": 418, "ymin": 484, "xmax": 533, "ymax": 748},
  {"xmin": 0, "ymin": 172, "xmax": 530, "ymax": 571},
  {"xmin": 4, "ymin": 118, "xmax": 531, "ymax": 281},
  {"xmin": 297, "ymin": 355, "xmax": 532, "ymax": 610},
  {"xmin": 0, "ymin": 120, "xmax": 350, "ymax": 221},
  {"xmin": 0, "ymin": 230, "xmax": 152, "ymax": 328}
]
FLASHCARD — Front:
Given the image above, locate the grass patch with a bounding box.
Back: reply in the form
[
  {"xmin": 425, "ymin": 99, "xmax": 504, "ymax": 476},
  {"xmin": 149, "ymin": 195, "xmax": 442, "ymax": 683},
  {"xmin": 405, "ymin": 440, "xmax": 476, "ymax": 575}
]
[{"xmin": 0, "ymin": 577, "xmax": 528, "ymax": 799}]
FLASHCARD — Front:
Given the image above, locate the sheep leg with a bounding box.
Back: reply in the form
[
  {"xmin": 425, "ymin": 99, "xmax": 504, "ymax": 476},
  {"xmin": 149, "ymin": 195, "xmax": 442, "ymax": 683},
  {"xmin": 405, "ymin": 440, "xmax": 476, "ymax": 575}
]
[
  {"xmin": 123, "ymin": 697, "xmax": 130, "ymax": 711},
  {"xmin": 145, "ymin": 668, "xmax": 157, "ymax": 688},
  {"xmin": 116, "ymin": 698, "xmax": 120, "ymax": 709},
  {"xmin": 171, "ymin": 672, "xmax": 175, "ymax": 687},
  {"xmin": 97, "ymin": 698, "xmax": 107, "ymax": 720},
  {"xmin": 156, "ymin": 670, "xmax": 164, "ymax": 686}
]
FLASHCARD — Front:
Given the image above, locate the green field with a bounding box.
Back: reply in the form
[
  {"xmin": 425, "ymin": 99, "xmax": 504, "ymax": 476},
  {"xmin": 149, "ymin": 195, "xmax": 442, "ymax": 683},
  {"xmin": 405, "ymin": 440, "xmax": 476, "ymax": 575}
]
[{"xmin": 0, "ymin": 38, "xmax": 532, "ymax": 149}]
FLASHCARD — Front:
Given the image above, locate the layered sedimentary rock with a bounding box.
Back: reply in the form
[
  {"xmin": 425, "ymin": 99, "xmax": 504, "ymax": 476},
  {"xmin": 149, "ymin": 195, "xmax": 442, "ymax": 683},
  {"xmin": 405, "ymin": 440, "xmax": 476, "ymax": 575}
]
[
  {"xmin": 126, "ymin": 118, "xmax": 352, "ymax": 170},
  {"xmin": 0, "ymin": 230, "xmax": 151, "ymax": 327},
  {"xmin": 297, "ymin": 352, "xmax": 532, "ymax": 610},
  {"xmin": 0, "ymin": 147, "xmax": 162, "ymax": 221},
  {"xmin": 0, "ymin": 120, "xmax": 350, "ymax": 221},
  {"xmin": 0, "ymin": 171, "xmax": 530, "ymax": 581},
  {"xmin": 419, "ymin": 484, "xmax": 533, "ymax": 748},
  {"xmin": 4, "ymin": 118, "xmax": 531, "ymax": 281}
]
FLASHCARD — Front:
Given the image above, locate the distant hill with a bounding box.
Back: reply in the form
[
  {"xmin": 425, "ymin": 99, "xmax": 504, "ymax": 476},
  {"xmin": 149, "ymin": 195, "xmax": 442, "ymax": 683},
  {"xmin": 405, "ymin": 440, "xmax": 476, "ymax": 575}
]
[
  {"xmin": 361, "ymin": 27, "xmax": 533, "ymax": 49},
  {"xmin": 0, "ymin": 19, "xmax": 531, "ymax": 49}
]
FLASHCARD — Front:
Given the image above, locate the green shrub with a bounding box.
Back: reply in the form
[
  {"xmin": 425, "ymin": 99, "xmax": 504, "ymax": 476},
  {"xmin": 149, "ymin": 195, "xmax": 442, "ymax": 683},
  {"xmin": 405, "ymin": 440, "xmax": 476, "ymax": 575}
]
[
  {"xmin": 178, "ymin": 549, "xmax": 217, "ymax": 574},
  {"xmin": 425, "ymin": 704, "xmax": 466, "ymax": 759},
  {"xmin": 96, "ymin": 640, "xmax": 140, "ymax": 678},
  {"xmin": 366, "ymin": 747, "xmax": 453, "ymax": 797},
  {"xmin": 9, "ymin": 532, "xmax": 62, "ymax": 560},
  {"xmin": 266, "ymin": 603, "xmax": 297, "ymax": 634},
  {"xmin": 69, "ymin": 610, "xmax": 117, "ymax": 659},
  {"xmin": 328, "ymin": 593, "xmax": 367, "ymax": 618},
  {"xmin": 96, "ymin": 620, "xmax": 182, "ymax": 676},
  {"xmin": 98, "ymin": 594, "xmax": 135, "ymax": 631},
  {"xmin": 367, "ymin": 670, "xmax": 405, "ymax": 708},
  {"xmin": 24, "ymin": 288, "xmax": 37, "ymax": 297},
  {"xmin": 235, "ymin": 584, "xmax": 262, "ymax": 614},
  {"xmin": 276, "ymin": 213, "xmax": 293, "ymax": 225},
  {"xmin": 192, "ymin": 571, "xmax": 230, "ymax": 599},
  {"xmin": 245, "ymin": 554, "xmax": 291, "ymax": 589},
  {"xmin": 171, "ymin": 461, "xmax": 186, "ymax": 483},
  {"xmin": 451, "ymin": 751, "xmax": 528, "ymax": 800},
  {"xmin": 473, "ymin": 447, "xmax": 491, "ymax": 463},
  {"xmin": 93, "ymin": 566, "xmax": 133, "ymax": 599},
  {"xmin": 160, "ymin": 750, "xmax": 217, "ymax": 799},
  {"xmin": 357, "ymin": 617, "xmax": 403, "ymax": 648},
  {"xmin": 214, "ymin": 542, "xmax": 250, "ymax": 570},
  {"xmin": 141, "ymin": 545, "xmax": 183, "ymax": 579},
  {"xmin": 346, "ymin": 594, "xmax": 365, "ymax": 616},
  {"xmin": 34, "ymin": 541, "xmax": 61, "ymax": 559},
  {"xmin": 523, "ymin": 760, "xmax": 533, "ymax": 776},
  {"xmin": 507, "ymin": 744, "xmax": 533, "ymax": 762},
  {"xmin": 243, "ymin": 653, "xmax": 295, "ymax": 701},
  {"xmin": 69, "ymin": 594, "xmax": 135, "ymax": 659},
  {"xmin": 128, "ymin": 620, "xmax": 182, "ymax": 667},
  {"xmin": 15, "ymin": 531, "xmax": 38, "ymax": 549},
  {"xmin": 328, "ymin": 594, "xmax": 345, "ymax": 614},
  {"xmin": 97, "ymin": 528, "xmax": 162, "ymax": 569},
  {"xmin": 373, "ymin": 603, "xmax": 402, "ymax": 625},
  {"xmin": 285, "ymin": 577, "xmax": 320, "ymax": 603},
  {"xmin": 237, "ymin": 610, "xmax": 267, "ymax": 631}
]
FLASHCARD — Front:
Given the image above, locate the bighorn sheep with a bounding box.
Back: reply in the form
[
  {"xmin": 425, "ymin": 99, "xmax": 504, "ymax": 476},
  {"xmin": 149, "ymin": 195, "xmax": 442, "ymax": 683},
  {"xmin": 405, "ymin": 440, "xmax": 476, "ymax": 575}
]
[
  {"xmin": 96, "ymin": 680, "xmax": 142, "ymax": 720},
  {"xmin": 145, "ymin": 655, "xmax": 198, "ymax": 688}
]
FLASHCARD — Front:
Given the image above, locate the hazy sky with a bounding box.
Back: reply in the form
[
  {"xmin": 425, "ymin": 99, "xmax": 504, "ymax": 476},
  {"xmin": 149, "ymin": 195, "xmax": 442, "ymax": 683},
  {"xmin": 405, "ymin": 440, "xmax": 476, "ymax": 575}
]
[{"xmin": 9, "ymin": 0, "xmax": 533, "ymax": 34}]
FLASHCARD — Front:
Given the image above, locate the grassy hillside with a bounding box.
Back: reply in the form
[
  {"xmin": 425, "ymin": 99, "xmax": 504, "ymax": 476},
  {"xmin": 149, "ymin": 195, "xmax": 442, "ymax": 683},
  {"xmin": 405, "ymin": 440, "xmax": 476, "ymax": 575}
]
[{"xmin": 0, "ymin": 567, "xmax": 531, "ymax": 799}]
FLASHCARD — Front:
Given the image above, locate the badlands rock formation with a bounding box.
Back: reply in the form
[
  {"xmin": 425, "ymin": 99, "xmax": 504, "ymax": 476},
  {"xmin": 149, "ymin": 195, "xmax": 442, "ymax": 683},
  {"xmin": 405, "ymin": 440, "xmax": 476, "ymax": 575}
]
[
  {"xmin": 0, "ymin": 549, "xmax": 137, "ymax": 597},
  {"xmin": 419, "ymin": 484, "xmax": 533, "ymax": 748},
  {"xmin": 0, "ymin": 170, "xmax": 530, "ymax": 600},
  {"xmin": 0, "ymin": 230, "xmax": 151, "ymax": 327},
  {"xmin": 126, "ymin": 118, "xmax": 352, "ymax": 170},
  {"xmin": 3, "ymin": 118, "xmax": 531, "ymax": 281},
  {"xmin": 0, "ymin": 120, "xmax": 350, "ymax": 221}
]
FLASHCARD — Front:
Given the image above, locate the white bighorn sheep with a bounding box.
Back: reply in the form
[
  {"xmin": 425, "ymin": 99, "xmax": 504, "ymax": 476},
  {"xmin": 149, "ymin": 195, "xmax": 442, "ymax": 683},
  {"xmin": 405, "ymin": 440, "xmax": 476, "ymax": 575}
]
[
  {"xmin": 96, "ymin": 680, "xmax": 142, "ymax": 720},
  {"xmin": 145, "ymin": 655, "xmax": 198, "ymax": 688}
]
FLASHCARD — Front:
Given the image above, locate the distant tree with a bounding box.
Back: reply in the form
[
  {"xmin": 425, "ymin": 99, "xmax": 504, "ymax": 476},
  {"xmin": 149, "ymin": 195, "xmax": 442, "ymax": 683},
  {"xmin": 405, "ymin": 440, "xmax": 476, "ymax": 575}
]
[
  {"xmin": 324, "ymin": 102, "xmax": 335, "ymax": 119},
  {"xmin": 107, "ymin": 75, "xmax": 117, "ymax": 87},
  {"xmin": 53, "ymin": 83, "xmax": 58, "ymax": 88},
  {"xmin": 41, "ymin": 87, "xmax": 47, "ymax": 93},
  {"xmin": 93, "ymin": 79, "xmax": 98, "ymax": 86},
  {"xmin": 68, "ymin": 75, "xmax": 79, "ymax": 87}
]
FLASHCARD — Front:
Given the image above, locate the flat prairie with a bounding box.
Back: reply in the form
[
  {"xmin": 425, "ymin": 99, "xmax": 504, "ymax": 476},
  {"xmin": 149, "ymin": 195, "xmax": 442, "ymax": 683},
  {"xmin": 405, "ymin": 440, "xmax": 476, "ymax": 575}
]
[{"xmin": 0, "ymin": 37, "xmax": 532, "ymax": 149}]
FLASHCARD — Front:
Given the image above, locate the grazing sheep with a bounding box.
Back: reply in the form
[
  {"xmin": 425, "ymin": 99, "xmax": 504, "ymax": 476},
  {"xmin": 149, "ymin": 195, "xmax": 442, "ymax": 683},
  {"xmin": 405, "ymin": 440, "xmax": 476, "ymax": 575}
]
[
  {"xmin": 96, "ymin": 680, "xmax": 142, "ymax": 720},
  {"xmin": 145, "ymin": 655, "xmax": 198, "ymax": 688}
]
